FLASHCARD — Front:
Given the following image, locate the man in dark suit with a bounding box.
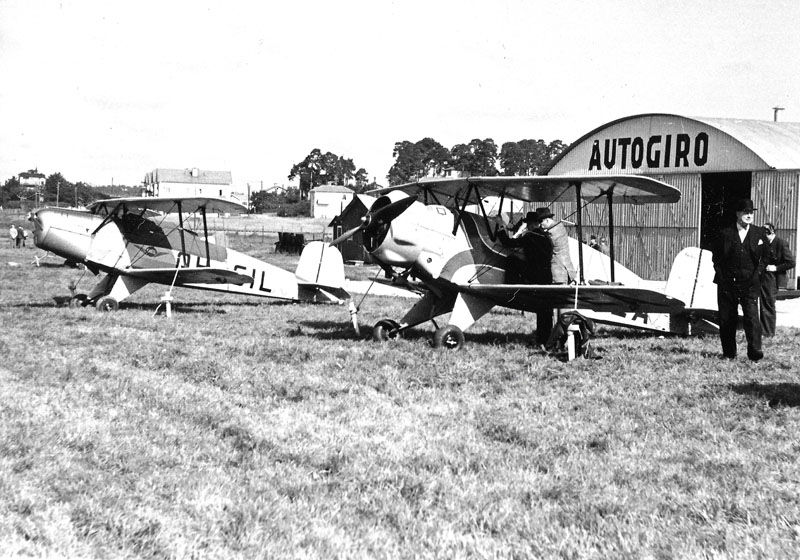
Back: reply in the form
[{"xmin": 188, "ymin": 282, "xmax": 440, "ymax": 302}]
[
  {"xmin": 760, "ymin": 222, "xmax": 796, "ymax": 337},
  {"xmin": 712, "ymin": 198, "xmax": 769, "ymax": 361},
  {"xmin": 498, "ymin": 210, "xmax": 554, "ymax": 345}
]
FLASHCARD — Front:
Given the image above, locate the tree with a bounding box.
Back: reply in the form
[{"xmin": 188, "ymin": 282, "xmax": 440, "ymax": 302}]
[
  {"xmin": 451, "ymin": 138, "xmax": 499, "ymax": 177},
  {"xmin": 353, "ymin": 168, "xmax": 369, "ymax": 191},
  {"xmin": 499, "ymin": 139, "xmax": 569, "ymax": 176},
  {"xmin": 387, "ymin": 137, "xmax": 450, "ymax": 185},
  {"xmin": 289, "ymin": 149, "xmax": 366, "ymax": 198},
  {"xmin": 1, "ymin": 176, "xmax": 21, "ymax": 205},
  {"xmin": 44, "ymin": 172, "xmax": 70, "ymax": 205}
]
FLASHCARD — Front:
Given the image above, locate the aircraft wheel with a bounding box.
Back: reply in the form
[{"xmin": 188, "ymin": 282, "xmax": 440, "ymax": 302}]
[
  {"xmin": 95, "ymin": 296, "xmax": 119, "ymax": 312},
  {"xmin": 433, "ymin": 325, "xmax": 465, "ymax": 350},
  {"xmin": 372, "ymin": 319, "xmax": 401, "ymax": 342},
  {"xmin": 69, "ymin": 294, "xmax": 88, "ymax": 308}
]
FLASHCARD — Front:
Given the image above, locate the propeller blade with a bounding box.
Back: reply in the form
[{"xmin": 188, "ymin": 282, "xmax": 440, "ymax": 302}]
[
  {"xmin": 368, "ymin": 195, "xmax": 418, "ymax": 229},
  {"xmin": 329, "ymin": 225, "xmax": 362, "ymax": 247}
]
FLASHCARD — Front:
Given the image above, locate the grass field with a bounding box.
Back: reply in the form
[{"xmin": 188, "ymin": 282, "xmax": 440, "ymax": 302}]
[{"xmin": 1, "ymin": 230, "xmax": 800, "ymax": 559}]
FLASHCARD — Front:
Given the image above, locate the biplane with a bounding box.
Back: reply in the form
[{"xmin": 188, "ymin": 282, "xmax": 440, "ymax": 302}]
[
  {"xmin": 332, "ymin": 175, "xmax": 719, "ymax": 349},
  {"xmin": 29, "ymin": 196, "xmax": 348, "ymax": 310}
]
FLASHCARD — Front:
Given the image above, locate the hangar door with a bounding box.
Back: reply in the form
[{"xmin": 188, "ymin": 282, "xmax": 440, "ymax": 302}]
[{"xmin": 700, "ymin": 171, "xmax": 752, "ymax": 251}]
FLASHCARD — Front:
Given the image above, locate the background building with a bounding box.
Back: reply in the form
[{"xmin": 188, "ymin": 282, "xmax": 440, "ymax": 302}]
[
  {"xmin": 309, "ymin": 184, "xmax": 355, "ymax": 220},
  {"xmin": 144, "ymin": 168, "xmax": 246, "ymax": 205},
  {"xmin": 546, "ymin": 113, "xmax": 800, "ymax": 287}
]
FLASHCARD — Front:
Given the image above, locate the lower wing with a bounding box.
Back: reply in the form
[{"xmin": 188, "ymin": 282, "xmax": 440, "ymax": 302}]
[{"xmin": 461, "ymin": 283, "xmax": 686, "ymax": 314}]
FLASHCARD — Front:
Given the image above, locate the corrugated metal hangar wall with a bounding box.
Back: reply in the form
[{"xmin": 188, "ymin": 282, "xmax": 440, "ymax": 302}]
[{"xmin": 546, "ymin": 113, "xmax": 800, "ymax": 286}]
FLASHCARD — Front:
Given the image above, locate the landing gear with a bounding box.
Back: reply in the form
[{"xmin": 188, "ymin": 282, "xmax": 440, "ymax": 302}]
[
  {"xmin": 372, "ymin": 319, "xmax": 401, "ymax": 342},
  {"xmin": 69, "ymin": 294, "xmax": 88, "ymax": 308},
  {"xmin": 95, "ymin": 296, "xmax": 119, "ymax": 312},
  {"xmin": 433, "ymin": 325, "xmax": 465, "ymax": 350}
]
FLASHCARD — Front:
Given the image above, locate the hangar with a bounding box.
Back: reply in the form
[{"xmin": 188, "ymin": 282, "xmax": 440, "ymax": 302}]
[{"xmin": 546, "ymin": 113, "xmax": 800, "ymax": 287}]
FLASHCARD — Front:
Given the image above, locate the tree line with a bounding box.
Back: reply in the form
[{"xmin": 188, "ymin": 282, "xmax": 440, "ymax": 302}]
[
  {"xmin": 1, "ymin": 135, "xmax": 567, "ymax": 210},
  {"xmin": 0, "ymin": 172, "xmax": 137, "ymax": 209},
  {"xmin": 288, "ymin": 137, "xmax": 566, "ymax": 199}
]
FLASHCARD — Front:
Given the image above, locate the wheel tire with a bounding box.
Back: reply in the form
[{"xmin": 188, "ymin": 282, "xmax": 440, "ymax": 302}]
[
  {"xmin": 69, "ymin": 294, "xmax": 88, "ymax": 308},
  {"xmin": 372, "ymin": 319, "xmax": 400, "ymax": 342},
  {"xmin": 433, "ymin": 325, "xmax": 465, "ymax": 350},
  {"xmin": 95, "ymin": 296, "xmax": 119, "ymax": 312}
]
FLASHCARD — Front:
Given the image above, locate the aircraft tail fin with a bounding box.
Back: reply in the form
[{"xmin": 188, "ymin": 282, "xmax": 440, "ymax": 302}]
[
  {"xmin": 295, "ymin": 241, "xmax": 350, "ymax": 303},
  {"xmin": 664, "ymin": 247, "xmax": 717, "ymax": 310}
]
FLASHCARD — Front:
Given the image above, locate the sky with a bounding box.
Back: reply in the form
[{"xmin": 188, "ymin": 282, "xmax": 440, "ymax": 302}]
[{"xmin": 1, "ymin": 0, "xmax": 799, "ymax": 189}]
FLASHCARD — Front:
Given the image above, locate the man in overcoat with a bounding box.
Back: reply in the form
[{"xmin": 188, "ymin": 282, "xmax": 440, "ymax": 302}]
[
  {"xmin": 759, "ymin": 222, "xmax": 796, "ymax": 337},
  {"xmin": 712, "ymin": 198, "xmax": 769, "ymax": 361}
]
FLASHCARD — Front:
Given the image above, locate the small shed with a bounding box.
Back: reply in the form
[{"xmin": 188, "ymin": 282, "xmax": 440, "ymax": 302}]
[{"xmin": 329, "ymin": 194, "xmax": 376, "ymax": 262}]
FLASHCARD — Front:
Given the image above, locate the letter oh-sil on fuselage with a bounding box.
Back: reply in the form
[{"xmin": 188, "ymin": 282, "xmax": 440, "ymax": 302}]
[{"xmin": 366, "ymin": 194, "xmax": 460, "ymax": 280}]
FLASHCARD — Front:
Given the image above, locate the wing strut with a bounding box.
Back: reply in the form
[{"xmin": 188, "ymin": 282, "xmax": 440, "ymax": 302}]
[
  {"xmin": 176, "ymin": 200, "xmax": 188, "ymax": 267},
  {"xmin": 472, "ymin": 186, "xmax": 497, "ymax": 242},
  {"xmin": 452, "ymin": 183, "xmax": 474, "ymax": 236},
  {"xmin": 201, "ymin": 205, "xmax": 211, "ymax": 267},
  {"xmin": 607, "ymin": 190, "xmax": 616, "ymax": 283},
  {"xmin": 573, "ymin": 181, "xmax": 585, "ymax": 285}
]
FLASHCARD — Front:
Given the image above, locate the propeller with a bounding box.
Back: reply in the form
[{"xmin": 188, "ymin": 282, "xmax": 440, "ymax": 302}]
[{"xmin": 330, "ymin": 195, "xmax": 418, "ymax": 247}]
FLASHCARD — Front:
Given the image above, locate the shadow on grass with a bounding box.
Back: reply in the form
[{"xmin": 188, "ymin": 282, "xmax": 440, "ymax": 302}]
[
  {"xmin": 731, "ymin": 382, "xmax": 800, "ymax": 408},
  {"xmin": 297, "ymin": 319, "xmax": 534, "ymax": 346}
]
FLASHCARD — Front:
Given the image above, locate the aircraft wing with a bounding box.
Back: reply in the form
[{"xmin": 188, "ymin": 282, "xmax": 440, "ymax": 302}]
[
  {"xmin": 88, "ymin": 196, "xmax": 247, "ymax": 216},
  {"xmin": 460, "ymin": 283, "xmax": 686, "ymax": 313},
  {"xmin": 122, "ymin": 267, "xmax": 253, "ymax": 285},
  {"xmin": 370, "ymin": 175, "xmax": 680, "ymax": 206}
]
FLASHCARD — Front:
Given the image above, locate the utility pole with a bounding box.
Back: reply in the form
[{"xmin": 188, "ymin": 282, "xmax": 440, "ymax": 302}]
[{"xmin": 773, "ymin": 106, "xmax": 785, "ymax": 122}]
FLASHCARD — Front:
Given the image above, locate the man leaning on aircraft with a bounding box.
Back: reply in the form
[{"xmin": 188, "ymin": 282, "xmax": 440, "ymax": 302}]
[{"xmin": 497, "ymin": 207, "xmax": 577, "ymax": 346}]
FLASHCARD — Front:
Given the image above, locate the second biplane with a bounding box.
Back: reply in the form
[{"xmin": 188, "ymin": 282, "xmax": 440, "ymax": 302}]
[
  {"xmin": 333, "ymin": 175, "xmax": 718, "ymax": 349},
  {"xmin": 30, "ymin": 196, "xmax": 349, "ymax": 310}
]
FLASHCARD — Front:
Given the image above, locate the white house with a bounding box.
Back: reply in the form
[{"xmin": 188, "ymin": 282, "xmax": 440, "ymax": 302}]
[
  {"xmin": 144, "ymin": 168, "xmax": 247, "ymax": 205},
  {"xmin": 309, "ymin": 184, "xmax": 355, "ymax": 219}
]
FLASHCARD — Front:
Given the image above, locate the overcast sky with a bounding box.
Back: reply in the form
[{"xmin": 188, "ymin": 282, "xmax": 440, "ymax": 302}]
[{"xmin": 1, "ymin": 0, "xmax": 799, "ymax": 188}]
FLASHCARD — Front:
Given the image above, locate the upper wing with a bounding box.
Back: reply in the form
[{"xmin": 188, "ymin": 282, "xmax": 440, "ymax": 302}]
[
  {"xmin": 88, "ymin": 196, "xmax": 247, "ymax": 216},
  {"xmin": 369, "ymin": 175, "xmax": 680, "ymax": 206},
  {"xmin": 462, "ymin": 283, "xmax": 685, "ymax": 314},
  {"xmin": 122, "ymin": 267, "xmax": 252, "ymax": 286}
]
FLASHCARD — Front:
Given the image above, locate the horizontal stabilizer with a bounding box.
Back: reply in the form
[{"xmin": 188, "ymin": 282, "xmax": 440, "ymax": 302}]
[
  {"xmin": 665, "ymin": 247, "xmax": 716, "ymax": 311},
  {"xmin": 295, "ymin": 241, "xmax": 350, "ymax": 302},
  {"xmin": 123, "ymin": 267, "xmax": 252, "ymax": 286}
]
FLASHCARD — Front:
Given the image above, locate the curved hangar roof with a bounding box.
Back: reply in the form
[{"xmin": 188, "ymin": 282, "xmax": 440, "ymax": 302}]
[{"xmin": 547, "ymin": 113, "xmax": 800, "ymax": 176}]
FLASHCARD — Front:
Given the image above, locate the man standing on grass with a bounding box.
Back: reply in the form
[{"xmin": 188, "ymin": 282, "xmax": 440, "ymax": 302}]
[
  {"xmin": 712, "ymin": 198, "xmax": 768, "ymax": 361},
  {"xmin": 759, "ymin": 222, "xmax": 795, "ymax": 337}
]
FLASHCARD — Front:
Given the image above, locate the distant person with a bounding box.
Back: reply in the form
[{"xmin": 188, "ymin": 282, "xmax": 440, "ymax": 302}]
[
  {"xmin": 588, "ymin": 234, "xmax": 599, "ymax": 250},
  {"xmin": 759, "ymin": 222, "xmax": 796, "ymax": 337},
  {"xmin": 9, "ymin": 224, "xmax": 18, "ymax": 248},
  {"xmin": 17, "ymin": 225, "xmax": 26, "ymax": 248},
  {"xmin": 712, "ymin": 198, "xmax": 768, "ymax": 361},
  {"xmin": 598, "ymin": 237, "xmax": 610, "ymax": 256}
]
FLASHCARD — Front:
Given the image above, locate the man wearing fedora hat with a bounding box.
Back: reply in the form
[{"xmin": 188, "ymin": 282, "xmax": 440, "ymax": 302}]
[
  {"xmin": 712, "ymin": 198, "xmax": 769, "ymax": 361},
  {"xmin": 537, "ymin": 208, "xmax": 577, "ymax": 285},
  {"xmin": 498, "ymin": 209, "xmax": 554, "ymax": 344},
  {"xmin": 498, "ymin": 207, "xmax": 576, "ymax": 346}
]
